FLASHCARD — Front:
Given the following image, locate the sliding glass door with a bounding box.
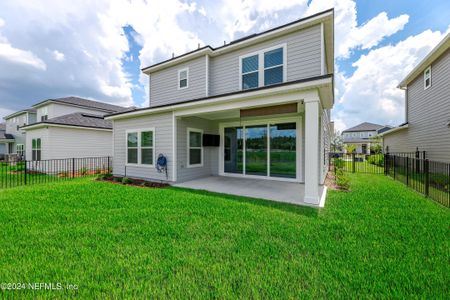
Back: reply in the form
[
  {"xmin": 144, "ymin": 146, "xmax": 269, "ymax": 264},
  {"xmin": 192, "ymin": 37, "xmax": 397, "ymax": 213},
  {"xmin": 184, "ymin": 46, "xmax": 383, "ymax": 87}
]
[{"xmin": 223, "ymin": 121, "xmax": 297, "ymax": 179}]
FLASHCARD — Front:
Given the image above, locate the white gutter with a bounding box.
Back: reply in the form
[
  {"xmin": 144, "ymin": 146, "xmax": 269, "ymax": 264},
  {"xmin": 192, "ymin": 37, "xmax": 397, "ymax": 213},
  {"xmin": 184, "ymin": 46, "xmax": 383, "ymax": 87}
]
[{"xmin": 21, "ymin": 123, "xmax": 112, "ymax": 132}]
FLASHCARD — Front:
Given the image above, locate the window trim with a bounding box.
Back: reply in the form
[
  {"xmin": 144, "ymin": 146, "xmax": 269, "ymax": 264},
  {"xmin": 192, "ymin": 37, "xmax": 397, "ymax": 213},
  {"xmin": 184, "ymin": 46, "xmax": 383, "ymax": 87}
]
[
  {"xmin": 424, "ymin": 66, "xmax": 431, "ymax": 90},
  {"xmin": 16, "ymin": 144, "xmax": 24, "ymax": 157},
  {"xmin": 187, "ymin": 127, "xmax": 203, "ymax": 168},
  {"xmin": 125, "ymin": 128, "xmax": 155, "ymax": 167},
  {"xmin": 178, "ymin": 68, "xmax": 189, "ymax": 90},
  {"xmin": 32, "ymin": 138, "xmax": 41, "ymax": 161},
  {"xmin": 239, "ymin": 43, "xmax": 287, "ymax": 90}
]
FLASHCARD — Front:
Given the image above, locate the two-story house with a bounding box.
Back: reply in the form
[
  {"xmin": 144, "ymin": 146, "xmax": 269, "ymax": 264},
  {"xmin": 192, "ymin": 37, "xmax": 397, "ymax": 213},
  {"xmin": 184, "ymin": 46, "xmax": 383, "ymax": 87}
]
[
  {"xmin": 341, "ymin": 122, "xmax": 390, "ymax": 154},
  {"xmin": 381, "ymin": 33, "xmax": 450, "ymax": 163},
  {"xmin": 105, "ymin": 9, "xmax": 334, "ymax": 206},
  {"xmin": 2, "ymin": 109, "xmax": 37, "ymax": 159},
  {"xmin": 3, "ymin": 97, "xmax": 128, "ymax": 161}
]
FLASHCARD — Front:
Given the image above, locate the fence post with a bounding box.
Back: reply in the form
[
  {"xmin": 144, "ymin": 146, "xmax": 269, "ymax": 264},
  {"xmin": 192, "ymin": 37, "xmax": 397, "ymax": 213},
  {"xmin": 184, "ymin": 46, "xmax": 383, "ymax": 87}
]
[
  {"xmin": 406, "ymin": 156, "xmax": 409, "ymax": 186},
  {"xmin": 352, "ymin": 153, "xmax": 356, "ymax": 173},
  {"xmin": 424, "ymin": 159, "xmax": 429, "ymax": 197},
  {"xmin": 72, "ymin": 158, "xmax": 75, "ymax": 178},
  {"xmin": 384, "ymin": 153, "xmax": 388, "ymax": 175},
  {"xmin": 107, "ymin": 156, "xmax": 110, "ymax": 174},
  {"xmin": 393, "ymin": 155, "xmax": 396, "ymax": 180},
  {"xmin": 24, "ymin": 160, "xmax": 27, "ymax": 185}
]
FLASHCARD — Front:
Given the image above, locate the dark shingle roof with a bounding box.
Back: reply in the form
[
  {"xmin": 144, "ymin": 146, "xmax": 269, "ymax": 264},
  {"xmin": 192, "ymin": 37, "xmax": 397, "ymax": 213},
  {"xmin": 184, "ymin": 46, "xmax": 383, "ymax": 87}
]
[
  {"xmin": 34, "ymin": 97, "xmax": 129, "ymax": 113},
  {"xmin": 25, "ymin": 112, "xmax": 112, "ymax": 130},
  {"xmin": 343, "ymin": 122, "xmax": 385, "ymax": 133},
  {"xmin": 0, "ymin": 131, "xmax": 14, "ymax": 140},
  {"xmin": 4, "ymin": 108, "xmax": 36, "ymax": 120}
]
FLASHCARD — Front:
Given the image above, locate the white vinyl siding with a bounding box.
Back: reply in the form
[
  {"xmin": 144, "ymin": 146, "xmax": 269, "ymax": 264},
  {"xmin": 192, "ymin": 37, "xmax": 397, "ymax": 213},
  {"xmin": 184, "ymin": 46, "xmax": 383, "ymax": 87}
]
[{"xmin": 178, "ymin": 68, "xmax": 189, "ymax": 89}]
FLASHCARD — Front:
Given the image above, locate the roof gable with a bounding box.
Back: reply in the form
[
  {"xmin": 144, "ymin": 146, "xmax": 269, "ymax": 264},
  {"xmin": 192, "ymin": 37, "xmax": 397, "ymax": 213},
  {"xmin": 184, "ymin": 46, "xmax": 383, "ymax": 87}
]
[{"xmin": 343, "ymin": 122, "xmax": 385, "ymax": 133}]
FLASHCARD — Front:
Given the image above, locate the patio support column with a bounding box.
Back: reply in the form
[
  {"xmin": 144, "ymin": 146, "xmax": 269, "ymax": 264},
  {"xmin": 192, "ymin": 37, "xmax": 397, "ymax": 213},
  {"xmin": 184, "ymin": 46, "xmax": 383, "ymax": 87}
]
[{"xmin": 304, "ymin": 94, "xmax": 320, "ymax": 205}]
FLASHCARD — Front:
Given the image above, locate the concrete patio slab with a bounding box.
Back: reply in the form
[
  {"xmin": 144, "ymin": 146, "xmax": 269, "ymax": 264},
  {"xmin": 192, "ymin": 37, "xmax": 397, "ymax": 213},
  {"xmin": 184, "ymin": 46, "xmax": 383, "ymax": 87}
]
[{"xmin": 173, "ymin": 176, "xmax": 326, "ymax": 207}]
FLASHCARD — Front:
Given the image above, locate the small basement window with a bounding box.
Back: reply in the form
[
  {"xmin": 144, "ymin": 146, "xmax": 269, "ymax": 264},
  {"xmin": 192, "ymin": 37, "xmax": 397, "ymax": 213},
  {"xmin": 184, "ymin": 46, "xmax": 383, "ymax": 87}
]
[
  {"xmin": 424, "ymin": 66, "xmax": 431, "ymax": 89},
  {"xmin": 178, "ymin": 68, "xmax": 188, "ymax": 89}
]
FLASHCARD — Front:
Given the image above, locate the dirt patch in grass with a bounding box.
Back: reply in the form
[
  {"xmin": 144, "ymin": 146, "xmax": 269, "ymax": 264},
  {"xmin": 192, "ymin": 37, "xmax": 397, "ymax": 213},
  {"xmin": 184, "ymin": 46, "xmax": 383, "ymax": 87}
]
[
  {"xmin": 98, "ymin": 176, "xmax": 169, "ymax": 188},
  {"xmin": 325, "ymin": 171, "xmax": 349, "ymax": 191}
]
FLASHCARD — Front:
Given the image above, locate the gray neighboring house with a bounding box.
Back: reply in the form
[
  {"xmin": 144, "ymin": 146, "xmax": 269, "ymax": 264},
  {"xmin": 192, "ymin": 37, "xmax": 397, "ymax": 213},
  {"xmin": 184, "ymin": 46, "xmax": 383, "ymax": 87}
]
[
  {"xmin": 3, "ymin": 97, "xmax": 128, "ymax": 161},
  {"xmin": 381, "ymin": 33, "xmax": 450, "ymax": 163},
  {"xmin": 106, "ymin": 9, "xmax": 335, "ymax": 206},
  {"xmin": 342, "ymin": 122, "xmax": 391, "ymax": 154},
  {"xmin": 2, "ymin": 109, "xmax": 37, "ymax": 159}
]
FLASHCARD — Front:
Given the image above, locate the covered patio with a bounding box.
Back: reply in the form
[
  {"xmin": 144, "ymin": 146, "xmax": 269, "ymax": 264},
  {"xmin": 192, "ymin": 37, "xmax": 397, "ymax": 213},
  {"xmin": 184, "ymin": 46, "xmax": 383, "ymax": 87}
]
[{"xmin": 173, "ymin": 176, "xmax": 327, "ymax": 207}]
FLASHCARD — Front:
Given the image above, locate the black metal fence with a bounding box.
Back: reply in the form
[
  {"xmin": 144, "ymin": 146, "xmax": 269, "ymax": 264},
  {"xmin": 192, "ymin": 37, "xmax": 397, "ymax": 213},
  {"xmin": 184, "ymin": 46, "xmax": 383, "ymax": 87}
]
[
  {"xmin": 0, "ymin": 157, "xmax": 112, "ymax": 189},
  {"xmin": 330, "ymin": 151, "xmax": 449, "ymax": 208}
]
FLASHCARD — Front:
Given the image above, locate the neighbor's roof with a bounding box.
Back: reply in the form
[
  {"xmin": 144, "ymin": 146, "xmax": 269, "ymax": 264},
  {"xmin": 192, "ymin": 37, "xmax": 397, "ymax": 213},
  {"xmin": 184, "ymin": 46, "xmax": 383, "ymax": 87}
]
[
  {"xmin": 142, "ymin": 8, "xmax": 334, "ymax": 74},
  {"xmin": 4, "ymin": 108, "xmax": 37, "ymax": 120},
  {"xmin": 379, "ymin": 122, "xmax": 409, "ymax": 137},
  {"xmin": 32, "ymin": 96, "xmax": 129, "ymax": 113},
  {"xmin": 342, "ymin": 122, "xmax": 385, "ymax": 133},
  {"xmin": 0, "ymin": 123, "xmax": 5, "ymax": 130},
  {"xmin": 398, "ymin": 33, "xmax": 450, "ymax": 88},
  {"xmin": 21, "ymin": 112, "xmax": 112, "ymax": 131},
  {"xmin": 0, "ymin": 130, "xmax": 14, "ymax": 140}
]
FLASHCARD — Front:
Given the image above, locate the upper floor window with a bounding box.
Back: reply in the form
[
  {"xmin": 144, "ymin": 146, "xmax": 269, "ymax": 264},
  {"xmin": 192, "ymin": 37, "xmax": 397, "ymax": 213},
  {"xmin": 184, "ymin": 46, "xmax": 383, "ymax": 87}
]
[
  {"xmin": 178, "ymin": 68, "xmax": 188, "ymax": 89},
  {"xmin": 240, "ymin": 44, "xmax": 286, "ymax": 90},
  {"xmin": 424, "ymin": 66, "xmax": 431, "ymax": 90},
  {"xmin": 40, "ymin": 106, "xmax": 48, "ymax": 121}
]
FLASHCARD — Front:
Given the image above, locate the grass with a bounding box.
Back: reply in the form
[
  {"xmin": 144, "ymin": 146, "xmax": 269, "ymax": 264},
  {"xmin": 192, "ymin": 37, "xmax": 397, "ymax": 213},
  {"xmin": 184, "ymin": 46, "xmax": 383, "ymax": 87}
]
[{"xmin": 0, "ymin": 174, "xmax": 448, "ymax": 298}]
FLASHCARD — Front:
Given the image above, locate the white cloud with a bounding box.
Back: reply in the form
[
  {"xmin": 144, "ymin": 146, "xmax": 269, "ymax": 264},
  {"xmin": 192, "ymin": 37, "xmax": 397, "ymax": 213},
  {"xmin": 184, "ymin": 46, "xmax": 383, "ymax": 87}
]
[
  {"xmin": 307, "ymin": 0, "xmax": 409, "ymax": 58},
  {"xmin": 333, "ymin": 28, "xmax": 449, "ymax": 132},
  {"xmin": 52, "ymin": 50, "xmax": 65, "ymax": 61}
]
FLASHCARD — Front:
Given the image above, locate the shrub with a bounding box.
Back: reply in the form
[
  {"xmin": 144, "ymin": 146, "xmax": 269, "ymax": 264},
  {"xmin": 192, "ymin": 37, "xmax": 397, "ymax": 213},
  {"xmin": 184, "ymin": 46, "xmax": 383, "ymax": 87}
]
[
  {"xmin": 80, "ymin": 167, "xmax": 88, "ymax": 175},
  {"xmin": 334, "ymin": 158, "xmax": 344, "ymax": 170},
  {"xmin": 95, "ymin": 168, "xmax": 102, "ymax": 174},
  {"xmin": 367, "ymin": 154, "xmax": 384, "ymax": 167},
  {"xmin": 113, "ymin": 177, "xmax": 122, "ymax": 183},
  {"xmin": 335, "ymin": 168, "xmax": 350, "ymax": 190},
  {"xmin": 122, "ymin": 177, "xmax": 132, "ymax": 185},
  {"xmin": 98, "ymin": 173, "xmax": 113, "ymax": 180}
]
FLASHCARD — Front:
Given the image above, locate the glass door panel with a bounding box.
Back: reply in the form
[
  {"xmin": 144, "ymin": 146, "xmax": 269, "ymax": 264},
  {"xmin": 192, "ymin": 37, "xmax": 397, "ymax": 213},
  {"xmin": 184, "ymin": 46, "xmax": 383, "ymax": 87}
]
[
  {"xmin": 270, "ymin": 123, "xmax": 296, "ymax": 178},
  {"xmin": 224, "ymin": 127, "xmax": 244, "ymax": 174},
  {"xmin": 245, "ymin": 125, "xmax": 267, "ymax": 176}
]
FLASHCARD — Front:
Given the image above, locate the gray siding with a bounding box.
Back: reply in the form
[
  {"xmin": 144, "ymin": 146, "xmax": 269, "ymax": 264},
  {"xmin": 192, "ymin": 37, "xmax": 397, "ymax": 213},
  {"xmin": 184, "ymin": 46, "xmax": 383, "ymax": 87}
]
[
  {"xmin": 37, "ymin": 103, "xmax": 111, "ymax": 121},
  {"xmin": 384, "ymin": 49, "xmax": 450, "ymax": 162},
  {"xmin": 112, "ymin": 112, "xmax": 174, "ymax": 181},
  {"xmin": 147, "ymin": 24, "xmax": 322, "ymax": 107},
  {"xmin": 149, "ymin": 56, "xmax": 206, "ymax": 107},
  {"xmin": 176, "ymin": 117, "xmax": 219, "ymax": 183},
  {"xmin": 5, "ymin": 113, "xmax": 27, "ymax": 154},
  {"xmin": 210, "ymin": 25, "xmax": 322, "ymax": 96}
]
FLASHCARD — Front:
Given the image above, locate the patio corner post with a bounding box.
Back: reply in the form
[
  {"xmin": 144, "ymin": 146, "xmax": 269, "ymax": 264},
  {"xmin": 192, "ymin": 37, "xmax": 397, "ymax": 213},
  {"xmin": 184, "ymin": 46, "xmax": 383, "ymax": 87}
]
[{"xmin": 304, "ymin": 93, "xmax": 320, "ymax": 205}]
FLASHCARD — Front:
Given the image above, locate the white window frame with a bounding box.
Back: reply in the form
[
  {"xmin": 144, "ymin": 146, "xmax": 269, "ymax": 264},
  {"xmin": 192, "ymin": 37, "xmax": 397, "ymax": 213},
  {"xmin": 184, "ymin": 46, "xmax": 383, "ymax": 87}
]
[
  {"xmin": 16, "ymin": 144, "xmax": 24, "ymax": 157},
  {"xmin": 178, "ymin": 68, "xmax": 189, "ymax": 90},
  {"xmin": 187, "ymin": 127, "xmax": 203, "ymax": 168},
  {"xmin": 32, "ymin": 138, "xmax": 41, "ymax": 161},
  {"xmin": 424, "ymin": 66, "xmax": 431, "ymax": 90},
  {"xmin": 239, "ymin": 43, "xmax": 287, "ymax": 90},
  {"xmin": 40, "ymin": 106, "xmax": 49, "ymax": 121},
  {"xmin": 125, "ymin": 128, "xmax": 155, "ymax": 167}
]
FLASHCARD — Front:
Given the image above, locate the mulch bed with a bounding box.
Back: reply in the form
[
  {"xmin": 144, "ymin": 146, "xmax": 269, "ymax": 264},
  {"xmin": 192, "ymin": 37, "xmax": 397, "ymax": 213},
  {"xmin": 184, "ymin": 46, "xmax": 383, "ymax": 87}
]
[
  {"xmin": 325, "ymin": 171, "xmax": 349, "ymax": 191},
  {"xmin": 98, "ymin": 176, "xmax": 169, "ymax": 188}
]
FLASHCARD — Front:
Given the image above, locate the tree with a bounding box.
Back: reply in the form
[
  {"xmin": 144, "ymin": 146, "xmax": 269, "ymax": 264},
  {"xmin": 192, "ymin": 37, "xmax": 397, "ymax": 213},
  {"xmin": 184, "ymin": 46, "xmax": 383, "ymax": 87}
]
[
  {"xmin": 331, "ymin": 133, "xmax": 344, "ymax": 152},
  {"xmin": 345, "ymin": 144, "xmax": 357, "ymax": 153}
]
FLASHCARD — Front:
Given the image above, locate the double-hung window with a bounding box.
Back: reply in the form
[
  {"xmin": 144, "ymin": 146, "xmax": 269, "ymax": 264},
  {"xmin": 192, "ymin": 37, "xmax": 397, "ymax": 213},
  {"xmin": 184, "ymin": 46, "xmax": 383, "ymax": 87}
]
[
  {"xmin": 16, "ymin": 144, "xmax": 24, "ymax": 157},
  {"xmin": 188, "ymin": 128, "xmax": 203, "ymax": 167},
  {"xmin": 424, "ymin": 66, "xmax": 431, "ymax": 89},
  {"xmin": 32, "ymin": 138, "xmax": 41, "ymax": 161},
  {"xmin": 178, "ymin": 68, "xmax": 188, "ymax": 89},
  {"xmin": 127, "ymin": 129, "xmax": 155, "ymax": 166},
  {"xmin": 40, "ymin": 106, "xmax": 48, "ymax": 121},
  {"xmin": 241, "ymin": 44, "xmax": 286, "ymax": 90}
]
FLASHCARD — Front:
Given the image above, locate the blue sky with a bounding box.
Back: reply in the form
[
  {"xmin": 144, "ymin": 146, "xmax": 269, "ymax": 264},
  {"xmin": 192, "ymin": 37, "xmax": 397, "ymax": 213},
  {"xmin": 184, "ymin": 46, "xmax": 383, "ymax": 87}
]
[{"xmin": 0, "ymin": 0, "xmax": 449, "ymax": 131}]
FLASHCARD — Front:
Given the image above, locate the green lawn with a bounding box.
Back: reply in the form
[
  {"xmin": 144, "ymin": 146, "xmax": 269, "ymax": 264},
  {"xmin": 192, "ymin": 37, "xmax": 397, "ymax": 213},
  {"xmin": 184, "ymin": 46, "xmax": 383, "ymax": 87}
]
[{"xmin": 0, "ymin": 174, "xmax": 448, "ymax": 298}]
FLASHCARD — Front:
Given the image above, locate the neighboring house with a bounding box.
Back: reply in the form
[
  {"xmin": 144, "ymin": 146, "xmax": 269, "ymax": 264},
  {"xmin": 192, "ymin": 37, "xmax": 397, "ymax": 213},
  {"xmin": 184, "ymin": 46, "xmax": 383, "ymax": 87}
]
[
  {"xmin": 2, "ymin": 97, "xmax": 128, "ymax": 161},
  {"xmin": 0, "ymin": 123, "xmax": 14, "ymax": 160},
  {"xmin": 2, "ymin": 109, "xmax": 37, "ymax": 159},
  {"xmin": 105, "ymin": 9, "xmax": 335, "ymax": 206},
  {"xmin": 381, "ymin": 33, "xmax": 450, "ymax": 163},
  {"xmin": 342, "ymin": 122, "xmax": 391, "ymax": 154}
]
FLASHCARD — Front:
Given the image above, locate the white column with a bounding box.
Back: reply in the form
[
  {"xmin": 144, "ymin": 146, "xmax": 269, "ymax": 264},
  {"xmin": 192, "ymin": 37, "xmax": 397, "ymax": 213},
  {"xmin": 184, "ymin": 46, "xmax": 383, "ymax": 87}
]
[{"xmin": 304, "ymin": 96, "xmax": 320, "ymax": 205}]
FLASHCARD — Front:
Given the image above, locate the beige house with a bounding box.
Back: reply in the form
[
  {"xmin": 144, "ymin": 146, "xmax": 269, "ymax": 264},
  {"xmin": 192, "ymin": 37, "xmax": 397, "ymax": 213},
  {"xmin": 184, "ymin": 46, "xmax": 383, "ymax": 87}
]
[{"xmin": 381, "ymin": 33, "xmax": 450, "ymax": 163}]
